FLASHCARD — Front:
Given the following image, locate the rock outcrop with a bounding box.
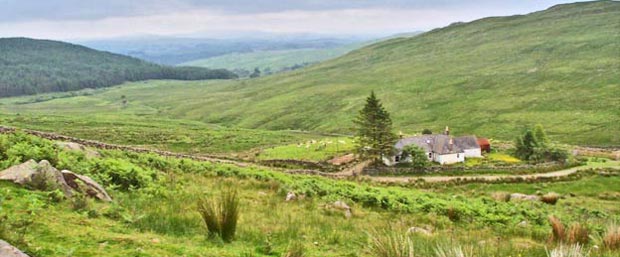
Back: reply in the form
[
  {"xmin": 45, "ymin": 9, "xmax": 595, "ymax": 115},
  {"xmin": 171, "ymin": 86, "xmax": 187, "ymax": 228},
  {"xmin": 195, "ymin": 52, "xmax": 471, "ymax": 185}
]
[
  {"xmin": 510, "ymin": 193, "xmax": 539, "ymax": 201},
  {"xmin": 0, "ymin": 240, "xmax": 30, "ymax": 257},
  {"xmin": 0, "ymin": 160, "xmax": 111, "ymax": 201},
  {"xmin": 332, "ymin": 200, "xmax": 352, "ymax": 219},
  {"xmin": 0, "ymin": 160, "xmax": 73, "ymax": 197},
  {"xmin": 55, "ymin": 142, "xmax": 100, "ymax": 158},
  {"xmin": 285, "ymin": 192, "xmax": 297, "ymax": 201},
  {"xmin": 61, "ymin": 170, "xmax": 112, "ymax": 202}
]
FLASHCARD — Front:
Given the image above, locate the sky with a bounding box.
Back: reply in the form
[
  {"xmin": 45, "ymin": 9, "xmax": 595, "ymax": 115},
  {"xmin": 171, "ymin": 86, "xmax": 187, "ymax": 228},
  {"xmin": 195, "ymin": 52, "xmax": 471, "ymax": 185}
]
[{"xmin": 0, "ymin": 0, "xmax": 582, "ymax": 40}]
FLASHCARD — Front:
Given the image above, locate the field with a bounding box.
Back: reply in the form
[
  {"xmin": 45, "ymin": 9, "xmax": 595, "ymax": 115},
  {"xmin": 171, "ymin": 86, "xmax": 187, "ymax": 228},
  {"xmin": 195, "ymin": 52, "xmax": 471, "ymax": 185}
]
[{"xmin": 1, "ymin": 133, "xmax": 619, "ymax": 257}]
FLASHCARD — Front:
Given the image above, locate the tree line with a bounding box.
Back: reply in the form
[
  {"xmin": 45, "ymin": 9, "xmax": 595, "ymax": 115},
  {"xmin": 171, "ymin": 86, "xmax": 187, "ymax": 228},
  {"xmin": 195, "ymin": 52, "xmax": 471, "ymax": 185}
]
[{"xmin": 0, "ymin": 38, "xmax": 238, "ymax": 97}]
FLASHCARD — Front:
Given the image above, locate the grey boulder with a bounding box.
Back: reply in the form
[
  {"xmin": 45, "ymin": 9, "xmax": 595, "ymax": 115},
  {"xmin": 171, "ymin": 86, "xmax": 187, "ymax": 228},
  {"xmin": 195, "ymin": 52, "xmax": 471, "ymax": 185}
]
[{"xmin": 0, "ymin": 240, "xmax": 30, "ymax": 257}]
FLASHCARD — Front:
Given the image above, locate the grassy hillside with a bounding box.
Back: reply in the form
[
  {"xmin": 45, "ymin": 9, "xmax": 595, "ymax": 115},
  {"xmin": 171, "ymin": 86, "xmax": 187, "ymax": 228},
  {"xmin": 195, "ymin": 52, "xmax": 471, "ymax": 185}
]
[
  {"xmin": 180, "ymin": 43, "xmax": 365, "ymax": 75},
  {"xmin": 1, "ymin": 133, "xmax": 619, "ymax": 256},
  {"xmin": 88, "ymin": 1, "xmax": 615, "ymax": 146},
  {"xmin": 0, "ymin": 38, "xmax": 237, "ymax": 97},
  {"xmin": 172, "ymin": 0, "xmax": 616, "ymax": 146},
  {"xmin": 1, "ymin": 2, "xmax": 618, "ymax": 146}
]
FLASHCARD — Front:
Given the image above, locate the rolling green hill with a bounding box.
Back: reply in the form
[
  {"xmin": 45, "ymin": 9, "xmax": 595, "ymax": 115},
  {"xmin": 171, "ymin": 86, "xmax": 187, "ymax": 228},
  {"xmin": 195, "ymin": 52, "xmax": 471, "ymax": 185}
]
[
  {"xmin": 180, "ymin": 43, "xmax": 366, "ymax": 76},
  {"xmin": 149, "ymin": 1, "xmax": 620, "ymax": 146},
  {"xmin": 0, "ymin": 38, "xmax": 237, "ymax": 97},
  {"xmin": 1, "ymin": 1, "xmax": 618, "ymax": 146}
]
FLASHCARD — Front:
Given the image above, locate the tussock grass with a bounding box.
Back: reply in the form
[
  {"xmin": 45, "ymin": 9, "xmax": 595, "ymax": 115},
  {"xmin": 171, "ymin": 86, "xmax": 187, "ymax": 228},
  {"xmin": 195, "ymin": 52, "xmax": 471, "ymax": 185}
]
[
  {"xmin": 546, "ymin": 244, "xmax": 589, "ymax": 257},
  {"xmin": 197, "ymin": 187, "xmax": 240, "ymax": 243},
  {"xmin": 367, "ymin": 230, "xmax": 416, "ymax": 257},
  {"xmin": 541, "ymin": 193, "xmax": 561, "ymax": 205},
  {"xmin": 549, "ymin": 216, "xmax": 566, "ymax": 243},
  {"xmin": 602, "ymin": 223, "xmax": 620, "ymax": 250},
  {"xmin": 567, "ymin": 223, "xmax": 589, "ymax": 245},
  {"xmin": 435, "ymin": 245, "xmax": 472, "ymax": 257}
]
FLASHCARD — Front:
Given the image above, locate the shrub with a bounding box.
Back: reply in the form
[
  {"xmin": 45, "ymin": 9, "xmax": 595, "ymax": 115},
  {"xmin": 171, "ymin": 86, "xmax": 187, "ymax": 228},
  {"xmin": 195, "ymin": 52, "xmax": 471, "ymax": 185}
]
[
  {"xmin": 70, "ymin": 192, "xmax": 90, "ymax": 212},
  {"xmin": 367, "ymin": 230, "xmax": 415, "ymax": 257},
  {"xmin": 549, "ymin": 216, "xmax": 566, "ymax": 243},
  {"xmin": 91, "ymin": 158, "xmax": 155, "ymax": 190},
  {"xmin": 401, "ymin": 145, "xmax": 429, "ymax": 169},
  {"xmin": 541, "ymin": 193, "xmax": 561, "ymax": 205},
  {"xmin": 567, "ymin": 223, "xmax": 589, "ymax": 245},
  {"xmin": 197, "ymin": 188, "xmax": 240, "ymax": 243}
]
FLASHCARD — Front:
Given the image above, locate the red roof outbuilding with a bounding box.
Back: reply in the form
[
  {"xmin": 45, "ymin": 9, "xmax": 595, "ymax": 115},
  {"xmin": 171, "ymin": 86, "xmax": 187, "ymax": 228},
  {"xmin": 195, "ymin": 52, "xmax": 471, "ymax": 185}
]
[{"xmin": 477, "ymin": 137, "xmax": 491, "ymax": 153}]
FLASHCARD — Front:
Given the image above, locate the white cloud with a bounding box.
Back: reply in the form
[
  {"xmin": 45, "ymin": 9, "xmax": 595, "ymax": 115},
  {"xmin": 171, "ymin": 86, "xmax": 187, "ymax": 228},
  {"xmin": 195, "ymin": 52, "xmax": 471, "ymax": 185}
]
[{"xmin": 0, "ymin": 7, "xmax": 521, "ymax": 40}]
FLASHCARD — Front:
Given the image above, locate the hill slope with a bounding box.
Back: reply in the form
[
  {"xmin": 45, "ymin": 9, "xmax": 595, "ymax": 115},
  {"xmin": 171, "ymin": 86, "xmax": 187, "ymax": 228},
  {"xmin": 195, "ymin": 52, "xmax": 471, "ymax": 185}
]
[
  {"xmin": 142, "ymin": 1, "xmax": 618, "ymax": 145},
  {"xmin": 180, "ymin": 44, "xmax": 364, "ymax": 76},
  {"xmin": 0, "ymin": 38, "xmax": 237, "ymax": 97}
]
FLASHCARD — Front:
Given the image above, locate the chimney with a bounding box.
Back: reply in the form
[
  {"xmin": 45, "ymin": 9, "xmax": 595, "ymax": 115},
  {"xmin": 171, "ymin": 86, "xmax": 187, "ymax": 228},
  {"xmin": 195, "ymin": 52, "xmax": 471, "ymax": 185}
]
[
  {"xmin": 445, "ymin": 126, "xmax": 450, "ymax": 135},
  {"xmin": 449, "ymin": 138, "xmax": 454, "ymax": 151}
]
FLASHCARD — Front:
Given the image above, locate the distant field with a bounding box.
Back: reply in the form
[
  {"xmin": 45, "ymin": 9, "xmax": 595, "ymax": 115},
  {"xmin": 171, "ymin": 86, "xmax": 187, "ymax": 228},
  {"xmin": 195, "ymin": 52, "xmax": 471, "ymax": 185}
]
[
  {"xmin": 180, "ymin": 43, "xmax": 364, "ymax": 73},
  {"xmin": 0, "ymin": 112, "xmax": 340, "ymax": 157},
  {"xmin": 255, "ymin": 137, "xmax": 355, "ymax": 162}
]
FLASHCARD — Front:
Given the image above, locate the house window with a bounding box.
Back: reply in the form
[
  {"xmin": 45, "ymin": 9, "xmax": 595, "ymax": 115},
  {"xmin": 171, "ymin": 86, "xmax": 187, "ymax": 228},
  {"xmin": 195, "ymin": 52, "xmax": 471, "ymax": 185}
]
[
  {"xmin": 457, "ymin": 154, "xmax": 460, "ymax": 158},
  {"xmin": 428, "ymin": 153, "xmax": 432, "ymax": 159},
  {"xmin": 395, "ymin": 156, "xmax": 400, "ymax": 162}
]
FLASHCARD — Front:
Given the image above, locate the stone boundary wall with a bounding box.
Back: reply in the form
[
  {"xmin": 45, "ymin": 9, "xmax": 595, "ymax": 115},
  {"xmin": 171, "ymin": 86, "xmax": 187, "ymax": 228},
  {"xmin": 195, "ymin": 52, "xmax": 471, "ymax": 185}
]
[
  {"xmin": 0, "ymin": 125, "xmax": 342, "ymax": 177},
  {"xmin": 362, "ymin": 162, "xmax": 574, "ymax": 176}
]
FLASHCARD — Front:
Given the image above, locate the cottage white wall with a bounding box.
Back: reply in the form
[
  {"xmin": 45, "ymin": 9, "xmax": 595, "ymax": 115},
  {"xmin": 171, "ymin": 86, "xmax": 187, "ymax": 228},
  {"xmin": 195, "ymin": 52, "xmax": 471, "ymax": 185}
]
[
  {"xmin": 434, "ymin": 153, "xmax": 465, "ymax": 165},
  {"xmin": 382, "ymin": 156, "xmax": 396, "ymax": 166},
  {"xmin": 463, "ymin": 148, "xmax": 482, "ymax": 158}
]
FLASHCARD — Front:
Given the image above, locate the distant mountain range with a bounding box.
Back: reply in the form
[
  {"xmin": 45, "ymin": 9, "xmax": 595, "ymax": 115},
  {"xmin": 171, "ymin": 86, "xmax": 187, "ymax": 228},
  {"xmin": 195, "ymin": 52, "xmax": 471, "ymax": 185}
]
[
  {"xmin": 79, "ymin": 36, "xmax": 369, "ymax": 65},
  {"xmin": 179, "ymin": 32, "xmax": 423, "ymax": 76}
]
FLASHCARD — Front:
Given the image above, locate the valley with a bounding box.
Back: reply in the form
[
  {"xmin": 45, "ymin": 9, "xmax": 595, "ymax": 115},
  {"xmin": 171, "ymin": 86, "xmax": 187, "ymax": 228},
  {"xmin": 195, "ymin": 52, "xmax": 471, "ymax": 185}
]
[{"xmin": 1, "ymin": 1, "xmax": 619, "ymax": 257}]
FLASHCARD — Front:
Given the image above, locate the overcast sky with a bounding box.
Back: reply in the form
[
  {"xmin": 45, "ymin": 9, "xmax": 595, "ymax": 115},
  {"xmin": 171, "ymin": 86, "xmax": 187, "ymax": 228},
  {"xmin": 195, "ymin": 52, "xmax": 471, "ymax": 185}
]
[{"xmin": 0, "ymin": 0, "xmax": 582, "ymax": 40}]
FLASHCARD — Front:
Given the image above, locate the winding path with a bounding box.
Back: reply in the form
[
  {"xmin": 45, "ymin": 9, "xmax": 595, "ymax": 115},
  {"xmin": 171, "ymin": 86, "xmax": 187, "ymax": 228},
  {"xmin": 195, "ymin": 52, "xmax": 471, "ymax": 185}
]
[{"xmin": 369, "ymin": 165, "xmax": 594, "ymax": 183}]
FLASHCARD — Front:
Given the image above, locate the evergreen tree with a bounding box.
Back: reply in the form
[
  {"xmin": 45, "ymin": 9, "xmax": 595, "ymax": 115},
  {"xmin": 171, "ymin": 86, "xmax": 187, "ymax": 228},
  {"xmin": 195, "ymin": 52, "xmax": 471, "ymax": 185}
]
[
  {"xmin": 533, "ymin": 124, "xmax": 549, "ymax": 147},
  {"xmin": 515, "ymin": 129, "xmax": 538, "ymax": 160},
  {"xmin": 353, "ymin": 91, "xmax": 397, "ymax": 164}
]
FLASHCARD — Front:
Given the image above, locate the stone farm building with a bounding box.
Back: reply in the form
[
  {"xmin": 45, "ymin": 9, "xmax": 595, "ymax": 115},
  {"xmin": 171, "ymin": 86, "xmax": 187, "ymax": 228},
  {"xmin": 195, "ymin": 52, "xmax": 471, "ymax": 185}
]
[{"xmin": 383, "ymin": 127, "xmax": 484, "ymax": 166}]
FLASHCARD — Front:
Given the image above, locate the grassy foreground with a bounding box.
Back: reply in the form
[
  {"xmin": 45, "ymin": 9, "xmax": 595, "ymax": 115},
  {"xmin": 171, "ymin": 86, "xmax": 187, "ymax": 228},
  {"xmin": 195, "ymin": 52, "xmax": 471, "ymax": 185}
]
[{"xmin": 1, "ymin": 133, "xmax": 619, "ymax": 256}]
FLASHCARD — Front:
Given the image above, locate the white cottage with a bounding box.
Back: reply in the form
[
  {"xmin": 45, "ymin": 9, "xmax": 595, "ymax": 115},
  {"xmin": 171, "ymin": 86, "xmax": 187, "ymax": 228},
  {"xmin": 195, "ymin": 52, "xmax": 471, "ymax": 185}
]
[
  {"xmin": 454, "ymin": 136, "xmax": 482, "ymax": 158},
  {"xmin": 384, "ymin": 128, "xmax": 482, "ymax": 166}
]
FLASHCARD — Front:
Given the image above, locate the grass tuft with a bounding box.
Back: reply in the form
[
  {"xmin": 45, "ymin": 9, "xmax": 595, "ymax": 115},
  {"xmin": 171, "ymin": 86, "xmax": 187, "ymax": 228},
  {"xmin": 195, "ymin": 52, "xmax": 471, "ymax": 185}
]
[
  {"xmin": 541, "ymin": 192, "xmax": 561, "ymax": 205},
  {"xmin": 546, "ymin": 244, "xmax": 589, "ymax": 257},
  {"xmin": 197, "ymin": 187, "xmax": 240, "ymax": 243},
  {"xmin": 567, "ymin": 223, "xmax": 589, "ymax": 245},
  {"xmin": 549, "ymin": 216, "xmax": 566, "ymax": 243},
  {"xmin": 367, "ymin": 230, "xmax": 416, "ymax": 257},
  {"xmin": 603, "ymin": 223, "xmax": 620, "ymax": 250}
]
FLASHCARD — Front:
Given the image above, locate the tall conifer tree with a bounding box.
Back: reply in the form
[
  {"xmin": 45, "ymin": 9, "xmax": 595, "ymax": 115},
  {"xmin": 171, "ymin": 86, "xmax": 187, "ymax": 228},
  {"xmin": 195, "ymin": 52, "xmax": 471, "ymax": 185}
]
[{"xmin": 354, "ymin": 91, "xmax": 397, "ymax": 164}]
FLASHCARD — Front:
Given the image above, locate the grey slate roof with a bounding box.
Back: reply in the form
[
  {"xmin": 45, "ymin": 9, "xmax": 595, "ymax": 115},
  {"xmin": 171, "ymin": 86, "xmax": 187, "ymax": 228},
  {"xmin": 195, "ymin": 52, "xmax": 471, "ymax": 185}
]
[
  {"xmin": 454, "ymin": 136, "xmax": 480, "ymax": 150},
  {"xmin": 395, "ymin": 134, "xmax": 465, "ymax": 155}
]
